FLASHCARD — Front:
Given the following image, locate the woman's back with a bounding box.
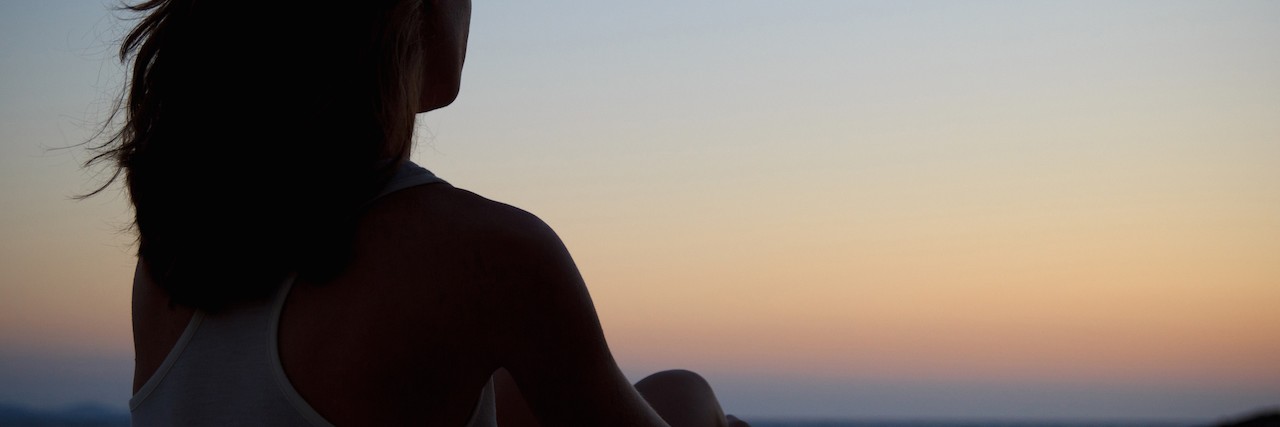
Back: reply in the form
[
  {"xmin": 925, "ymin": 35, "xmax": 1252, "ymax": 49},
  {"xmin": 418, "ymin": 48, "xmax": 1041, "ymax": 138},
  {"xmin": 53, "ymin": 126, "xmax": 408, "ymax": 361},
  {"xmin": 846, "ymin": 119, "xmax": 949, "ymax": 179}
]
[
  {"xmin": 277, "ymin": 176, "xmax": 508, "ymax": 426},
  {"xmin": 132, "ymin": 165, "xmax": 514, "ymax": 425},
  {"xmin": 131, "ymin": 164, "xmax": 744, "ymax": 427}
]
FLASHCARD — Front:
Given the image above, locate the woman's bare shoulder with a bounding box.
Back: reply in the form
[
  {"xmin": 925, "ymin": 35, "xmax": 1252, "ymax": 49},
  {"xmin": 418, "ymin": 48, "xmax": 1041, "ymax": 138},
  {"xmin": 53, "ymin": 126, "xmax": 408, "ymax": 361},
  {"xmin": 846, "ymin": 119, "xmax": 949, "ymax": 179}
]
[
  {"xmin": 357, "ymin": 183, "xmax": 580, "ymax": 304},
  {"xmin": 357, "ymin": 185, "xmax": 672, "ymax": 426},
  {"xmin": 371, "ymin": 184, "xmax": 558, "ymax": 245},
  {"xmin": 285, "ymin": 184, "xmax": 582, "ymax": 381}
]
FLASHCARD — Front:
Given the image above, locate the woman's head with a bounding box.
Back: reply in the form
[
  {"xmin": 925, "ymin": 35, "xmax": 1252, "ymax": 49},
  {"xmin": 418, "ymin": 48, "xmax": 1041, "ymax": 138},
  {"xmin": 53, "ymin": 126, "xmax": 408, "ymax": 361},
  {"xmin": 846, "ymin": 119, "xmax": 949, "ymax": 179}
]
[{"xmin": 88, "ymin": 0, "xmax": 470, "ymax": 309}]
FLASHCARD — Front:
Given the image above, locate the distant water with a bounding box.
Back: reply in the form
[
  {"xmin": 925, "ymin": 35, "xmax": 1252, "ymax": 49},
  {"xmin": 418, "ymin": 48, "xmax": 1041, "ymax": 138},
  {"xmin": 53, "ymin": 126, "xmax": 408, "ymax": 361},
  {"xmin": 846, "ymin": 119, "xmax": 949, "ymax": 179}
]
[
  {"xmin": 750, "ymin": 421, "xmax": 1199, "ymax": 427},
  {"xmin": 0, "ymin": 417, "xmax": 1202, "ymax": 427},
  {"xmin": 0, "ymin": 403, "xmax": 128, "ymax": 427},
  {"xmin": 0, "ymin": 403, "xmax": 1211, "ymax": 427},
  {"xmin": 0, "ymin": 420, "xmax": 1198, "ymax": 427}
]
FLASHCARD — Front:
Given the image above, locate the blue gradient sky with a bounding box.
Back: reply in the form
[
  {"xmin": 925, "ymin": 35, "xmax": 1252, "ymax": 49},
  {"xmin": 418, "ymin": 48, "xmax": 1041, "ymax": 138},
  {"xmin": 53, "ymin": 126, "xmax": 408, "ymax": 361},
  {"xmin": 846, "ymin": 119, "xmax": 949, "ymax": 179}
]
[{"xmin": 2, "ymin": 0, "xmax": 1278, "ymax": 421}]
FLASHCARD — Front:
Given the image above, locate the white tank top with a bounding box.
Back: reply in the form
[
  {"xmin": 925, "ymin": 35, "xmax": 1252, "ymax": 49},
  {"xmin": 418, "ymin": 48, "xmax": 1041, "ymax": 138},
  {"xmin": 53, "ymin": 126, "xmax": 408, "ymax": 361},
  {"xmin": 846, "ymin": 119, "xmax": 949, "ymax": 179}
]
[{"xmin": 129, "ymin": 162, "xmax": 498, "ymax": 427}]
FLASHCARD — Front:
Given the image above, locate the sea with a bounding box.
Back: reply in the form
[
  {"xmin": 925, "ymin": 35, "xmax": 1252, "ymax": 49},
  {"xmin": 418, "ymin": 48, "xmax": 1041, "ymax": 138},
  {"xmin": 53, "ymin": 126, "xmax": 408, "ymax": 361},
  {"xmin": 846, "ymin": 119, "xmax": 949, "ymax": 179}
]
[
  {"xmin": 0, "ymin": 409, "xmax": 1208, "ymax": 427},
  {"xmin": 0, "ymin": 421, "xmax": 1207, "ymax": 427},
  {"xmin": 750, "ymin": 421, "xmax": 1200, "ymax": 427},
  {"xmin": 0, "ymin": 403, "xmax": 1223, "ymax": 427}
]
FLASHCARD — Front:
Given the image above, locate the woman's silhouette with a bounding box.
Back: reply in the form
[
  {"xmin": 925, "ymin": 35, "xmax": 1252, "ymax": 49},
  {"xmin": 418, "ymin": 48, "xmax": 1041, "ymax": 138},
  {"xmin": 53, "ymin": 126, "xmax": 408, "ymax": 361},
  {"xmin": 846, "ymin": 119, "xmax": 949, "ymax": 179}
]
[{"xmin": 87, "ymin": 0, "xmax": 748, "ymax": 425}]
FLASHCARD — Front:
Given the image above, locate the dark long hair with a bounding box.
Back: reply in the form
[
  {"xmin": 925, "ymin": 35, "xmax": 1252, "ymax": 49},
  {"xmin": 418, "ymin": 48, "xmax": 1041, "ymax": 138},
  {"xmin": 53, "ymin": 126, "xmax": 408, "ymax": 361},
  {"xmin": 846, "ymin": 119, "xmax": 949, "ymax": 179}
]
[{"xmin": 86, "ymin": 0, "xmax": 428, "ymax": 310}]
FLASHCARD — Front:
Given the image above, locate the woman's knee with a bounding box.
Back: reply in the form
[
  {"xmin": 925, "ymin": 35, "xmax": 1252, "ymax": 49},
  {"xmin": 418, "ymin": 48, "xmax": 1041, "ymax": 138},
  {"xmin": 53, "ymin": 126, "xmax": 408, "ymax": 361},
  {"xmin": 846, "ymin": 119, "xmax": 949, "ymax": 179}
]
[
  {"xmin": 635, "ymin": 369, "xmax": 726, "ymax": 427},
  {"xmin": 636, "ymin": 369, "xmax": 714, "ymax": 396}
]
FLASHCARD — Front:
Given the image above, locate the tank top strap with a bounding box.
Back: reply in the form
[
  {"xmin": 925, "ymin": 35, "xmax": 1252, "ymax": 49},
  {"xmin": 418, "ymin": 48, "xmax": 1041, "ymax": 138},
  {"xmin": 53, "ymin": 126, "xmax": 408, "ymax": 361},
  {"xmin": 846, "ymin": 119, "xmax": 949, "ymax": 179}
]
[{"xmin": 368, "ymin": 160, "xmax": 448, "ymax": 205}]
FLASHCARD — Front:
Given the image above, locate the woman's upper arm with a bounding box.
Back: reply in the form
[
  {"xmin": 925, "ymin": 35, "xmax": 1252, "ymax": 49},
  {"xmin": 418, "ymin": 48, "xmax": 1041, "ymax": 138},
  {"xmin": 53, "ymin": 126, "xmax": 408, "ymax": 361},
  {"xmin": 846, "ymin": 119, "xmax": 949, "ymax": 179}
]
[{"xmin": 484, "ymin": 211, "xmax": 668, "ymax": 427}]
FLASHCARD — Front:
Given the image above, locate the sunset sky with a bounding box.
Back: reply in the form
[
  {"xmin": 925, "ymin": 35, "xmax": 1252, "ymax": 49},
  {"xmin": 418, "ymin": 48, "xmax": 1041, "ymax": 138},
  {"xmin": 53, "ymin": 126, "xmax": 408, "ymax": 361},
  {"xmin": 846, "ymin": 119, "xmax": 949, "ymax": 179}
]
[{"xmin": 1, "ymin": 0, "xmax": 1277, "ymax": 421}]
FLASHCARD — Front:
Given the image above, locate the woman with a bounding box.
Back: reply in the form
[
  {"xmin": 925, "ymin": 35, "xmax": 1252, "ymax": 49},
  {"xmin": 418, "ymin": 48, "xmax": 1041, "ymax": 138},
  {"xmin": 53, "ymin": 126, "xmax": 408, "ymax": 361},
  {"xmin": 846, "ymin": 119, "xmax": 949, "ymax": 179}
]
[{"xmin": 87, "ymin": 0, "xmax": 748, "ymax": 426}]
